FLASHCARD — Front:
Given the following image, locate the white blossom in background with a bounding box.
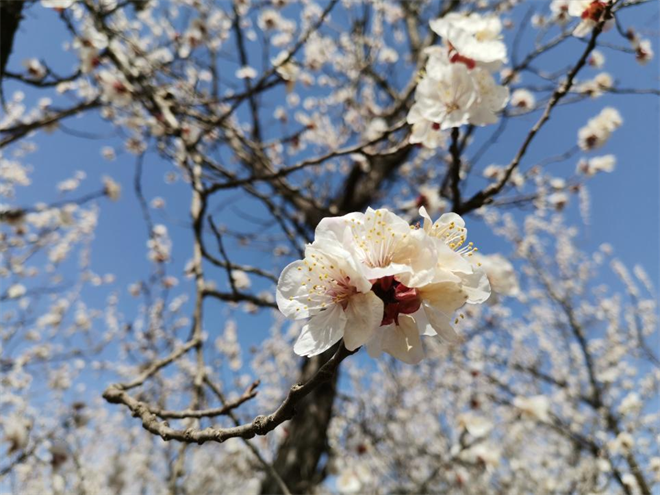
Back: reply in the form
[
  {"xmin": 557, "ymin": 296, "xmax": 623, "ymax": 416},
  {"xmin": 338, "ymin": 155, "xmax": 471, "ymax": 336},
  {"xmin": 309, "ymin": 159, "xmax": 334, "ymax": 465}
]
[
  {"xmin": 408, "ymin": 12, "xmax": 509, "ymax": 143},
  {"xmin": 22, "ymin": 59, "xmax": 47, "ymax": 80},
  {"xmin": 472, "ymin": 253, "xmax": 520, "ymax": 298},
  {"xmin": 510, "ymin": 88, "xmax": 535, "ymax": 111},
  {"xmin": 236, "ymin": 66, "xmax": 257, "ymax": 80},
  {"xmin": 513, "ymin": 395, "xmax": 551, "ymax": 422},
  {"xmin": 589, "ymin": 49, "xmax": 606, "ymax": 68},
  {"xmin": 230, "ymin": 270, "xmax": 251, "ymax": 290},
  {"xmin": 6, "ymin": 283, "xmax": 27, "ymax": 299},
  {"xmin": 2, "ymin": 415, "xmax": 31, "ymax": 453},
  {"xmin": 578, "ymin": 107, "xmax": 622, "ymax": 150},
  {"xmin": 577, "ymin": 154, "xmax": 616, "ymax": 176},
  {"xmin": 550, "ymin": 0, "xmax": 571, "ymax": 25},
  {"xmin": 103, "ymin": 176, "xmax": 121, "ymax": 201},
  {"xmin": 627, "ymin": 30, "xmax": 655, "ymax": 65},
  {"xmin": 429, "ymin": 13, "xmax": 508, "ymax": 71},
  {"xmin": 408, "ymin": 61, "xmax": 477, "ymax": 132},
  {"xmin": 569, "ymin": 0, "xmax": 614, "ymax": 38},
  {"xmin": 41, "ymin": 0, "xmax": 75, "ymax": 9},
  {"xmin": 97, "ymin": 70, "xmax": 134, "ymax": 107}
]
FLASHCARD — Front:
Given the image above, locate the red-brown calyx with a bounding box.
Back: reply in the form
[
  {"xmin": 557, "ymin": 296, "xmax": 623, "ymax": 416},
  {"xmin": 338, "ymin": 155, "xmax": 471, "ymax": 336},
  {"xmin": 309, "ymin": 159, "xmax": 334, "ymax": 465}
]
[
  {"xmin": 581, "ymin": 1, "xmax": 607, "ymax": 21},
  {"xmin": 371, "ymin": 276, "xmax": 421, "ymax": 326}
]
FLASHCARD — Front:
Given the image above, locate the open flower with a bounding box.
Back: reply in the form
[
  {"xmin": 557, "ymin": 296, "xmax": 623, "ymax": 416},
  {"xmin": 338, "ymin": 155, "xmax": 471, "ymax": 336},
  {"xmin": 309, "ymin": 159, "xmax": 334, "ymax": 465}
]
[
  {"xmin": 569, "ymin": 1, "xmax": 614, "ymax": 38},
  {"xmin": 578, "ymin": 107, "xmax": 622, "ymax": 150},
  {"xmin": 409, "ymin": 61, "xmax": 478, "ymax": 131},
  {"xmin": 429, "ymin": 13, "xmax": 508, "ymax": 71},
  {"xmin": 277, "ymin": 207, "xmax": 491, "ymax": 364},
  {"xmin": 467, "ymin": 68, "xmax": 510, "ymax": 126},
  {"xmin": 276, "ymin": 239, "xmax": 383, "ymax": 357}
]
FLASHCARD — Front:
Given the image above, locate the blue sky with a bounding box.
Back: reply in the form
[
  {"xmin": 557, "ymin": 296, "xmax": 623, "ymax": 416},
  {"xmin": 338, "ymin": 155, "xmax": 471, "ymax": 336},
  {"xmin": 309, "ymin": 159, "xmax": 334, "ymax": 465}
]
[{"xmin": 2, "ymin": 1, "xmax": 659, "ymax": 390}]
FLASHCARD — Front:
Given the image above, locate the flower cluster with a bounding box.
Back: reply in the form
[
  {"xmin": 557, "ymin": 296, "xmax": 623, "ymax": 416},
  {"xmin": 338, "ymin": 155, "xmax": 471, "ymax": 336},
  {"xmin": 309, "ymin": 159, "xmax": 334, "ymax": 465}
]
[
  {"xmin": 578, "ymin": 107, "xmax": 622, "ymax": 150},
  {"xmin": 276, "ymin": 208, "xmax": 490, "ymax": 364},
  {"xmin": 407, "ymin": 12, "xmax": 510, "ymax": 148},
  {"xmin": 568, "ymin": 1, "xmax": 614, "ymax": 38}
]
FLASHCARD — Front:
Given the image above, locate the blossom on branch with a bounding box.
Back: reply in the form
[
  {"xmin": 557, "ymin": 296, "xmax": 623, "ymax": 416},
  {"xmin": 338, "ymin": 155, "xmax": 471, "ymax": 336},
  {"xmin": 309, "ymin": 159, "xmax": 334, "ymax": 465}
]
[
  {"xmin": 407, "ymin": 12, "xmax": 509, "ymax": 146},
  {"xmin": 277, "ymin": 207, "xmax": 491, "ymax": 364}
]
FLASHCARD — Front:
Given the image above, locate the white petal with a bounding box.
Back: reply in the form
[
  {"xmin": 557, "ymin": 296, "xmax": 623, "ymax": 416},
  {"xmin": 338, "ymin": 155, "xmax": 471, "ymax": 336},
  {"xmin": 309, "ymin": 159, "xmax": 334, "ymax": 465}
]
[
  {"xmin": 366, "ymin": 328, "xmax": 385, "ymax": 358},
  {"xmin": 423, "ymin": 303, "xmax": 462, "ymax": 344},
  {"xmin": 459, "ymin": 269, "xmax": 491, "ymax": 304},
  {"xmin": 343, "ymin": 292, "xmax": 384, "ymax": 351},
  {"xmin": 276, "ymin": 260, "xmax": 315, "ymax": 319},
  {"xmin": 419, "ymin": 206, "xmax": 433, "ymax": 231},
  {"xmin": 293, "ymin": 304, "xmax": 347, "ymax": 357},
  {"xmin": 419, "ymin": 281, "xmax": 469, "ymax": 314},
  {"xmin": 410, "ymin": 307, "xmax": 435, "ymax": 336},
  {"xmin": 381, "ymin": 315, "xmax": 425, "ymax": 364}
]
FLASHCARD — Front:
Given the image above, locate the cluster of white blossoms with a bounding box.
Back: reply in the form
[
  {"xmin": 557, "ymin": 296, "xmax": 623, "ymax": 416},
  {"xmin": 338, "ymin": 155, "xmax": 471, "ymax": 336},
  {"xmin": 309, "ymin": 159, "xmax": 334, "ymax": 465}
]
[
  {"xmin": 407, "ymin": 13, "xmax": 510, "ymax": 148},
  {"xmin": 578, "ymin": 107, "xmax": 622, "ymax": 151},
  {"xmin": 276, "ymin": 207, "xmax": 490, "ymax": 364}
]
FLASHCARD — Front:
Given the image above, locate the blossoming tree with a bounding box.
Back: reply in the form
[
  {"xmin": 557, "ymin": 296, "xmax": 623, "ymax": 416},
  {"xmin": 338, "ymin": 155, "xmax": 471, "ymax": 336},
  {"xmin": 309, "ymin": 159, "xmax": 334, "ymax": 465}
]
[{"xmin": 1, "ymin": 0, "xmax": 658, "ymax": 494}]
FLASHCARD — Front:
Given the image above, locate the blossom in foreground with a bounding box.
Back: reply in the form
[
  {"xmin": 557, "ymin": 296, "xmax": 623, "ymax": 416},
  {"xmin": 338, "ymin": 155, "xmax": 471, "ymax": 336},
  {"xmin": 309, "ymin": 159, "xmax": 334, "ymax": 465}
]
[
  {"xmin": 277, "ymin": 207, "xmax": 491, "ymax": 364},
  {"xmin": 276, "ymin": 239, "xmax": 382, "ymax": 357}
]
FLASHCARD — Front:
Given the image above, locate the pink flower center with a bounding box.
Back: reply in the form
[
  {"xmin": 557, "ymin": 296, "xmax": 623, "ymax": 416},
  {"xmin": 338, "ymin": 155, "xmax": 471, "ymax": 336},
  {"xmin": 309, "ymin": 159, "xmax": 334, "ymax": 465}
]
[{"xmin": 371, "ymin": 276, "xmax": 421, "ymax": 326}]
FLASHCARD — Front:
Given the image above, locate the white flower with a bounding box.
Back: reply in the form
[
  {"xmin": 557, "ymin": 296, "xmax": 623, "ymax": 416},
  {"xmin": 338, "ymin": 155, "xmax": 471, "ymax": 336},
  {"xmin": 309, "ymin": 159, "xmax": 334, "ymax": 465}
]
[
  {"xmin": 548, "ymin": 191, "xmax": 570, "ymax": 211},
  {"xmin": 337, "ymin": 464, "xmax": 371, "ymax": 494},
  {"xmin": 429, "ymin": 13, "xmax": 507, "ymax": 71},
  {"xmin": 277, "ymin": 207, "xmax": 491, "ymax": 364},
  {"xmin": 578, "ymin": 72, "xmax": 613, "ymax": 98},
  {"xmin": 406, "ymin": 104, "xmax": 447, "ymax": 148},
  {"xmin": 513, "ymin": 395, "xmax": 551, "ymax": 422},
  {"xmin": 101, "ymin": 147, "xmax": 116, "ymax": 161},
  {"xmin": 22, "ymin": 59, "xmax": 47, "ymax": 80},
  {"xmin": 576, "ymin": 154, "xmax": 616, "ymax": 176},
  {"xmin": 589, "ymin": 49, "xmax": 605, "ymax": 68},
  {"xmin": 103, "ymin": 176, "xmax": 121, "ymax": 201},
  {"xmin": 410, "ymin": 61, "xmax": 477, "ymax": 131},
  {"xmin": 578, "ymin": 107, "xmax": 622, "ymax": 150},
  {"xmin": 41, "ymin": 0, "xmax": 75, "ymax": 8},
  {"xmin": 7, "ymin": 284, "xmax": 27, "ymax": 299},
  {"xmin": 459, "ymin": 443, "xmax": 501, "ymax": 470},
  {"xmin": 510, "ymin": 89, "xmax": 536, "ymax": 111},
  {"xmin": 609, "ymin": 432, "xmax": 635, "ymax": 453},
  {"xmin": 634, "ymin": 38, "xmax": 654, "ymax": 65},
  {"xmin": 236, "ymin": 66, "xmax": 257, "ymax": 80},
  {"xmin": 272, "ymin": 52, "xmax": 299, "ymax": 82},
  {"xmin": 363, "ymin": 208, "xmax": 490, "ymax": 362},
  {"xmin": 468, "ymin": 68, "xmax": 509, "ymax": 126},
  {"xmin": 569, "ymin": 1, "xmax": 614, "ymax": 38},
  {"xmin": 472, "ymin": 253, "xmax": 519, "ymax": 297},
  {"xmin": 276, "ymin": 238, "xmax": 382, "ymax": 358},
  {"xmin": 97, "ymin": 70, "xmax": 133, "ymax": 107},
  {"xmin": 2, "ymin": 415, "xmax": 31, "ymax": 453},
  {"xmin": 550, "ymin": 0, "xmax": 571, "ymax": 25},
  {"xmin": 458, "ymin": 412, "xmax": 493, "ymax": 438},
  {"xmin": 231, "ymin": 270, "xmax": 251, "ymax": 290}
]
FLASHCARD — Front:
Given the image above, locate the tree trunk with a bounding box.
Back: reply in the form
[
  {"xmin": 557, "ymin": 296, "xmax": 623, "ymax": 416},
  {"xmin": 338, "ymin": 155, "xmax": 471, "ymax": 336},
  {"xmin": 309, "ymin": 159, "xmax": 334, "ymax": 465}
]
[{"xmin": 1, "ymin": 0, "xmax": 26, "ymax": 80}]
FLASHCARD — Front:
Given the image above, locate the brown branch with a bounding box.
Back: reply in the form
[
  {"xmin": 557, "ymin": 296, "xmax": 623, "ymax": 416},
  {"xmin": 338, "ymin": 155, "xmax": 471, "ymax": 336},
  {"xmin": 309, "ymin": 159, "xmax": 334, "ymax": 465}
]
[
  {"xmin": 457, "ymin": 3, "xmax": 616, "ymax": 214},
  {"xmin": 102, "ymin": 344, "xmax": 355, "ymax": 444}
]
